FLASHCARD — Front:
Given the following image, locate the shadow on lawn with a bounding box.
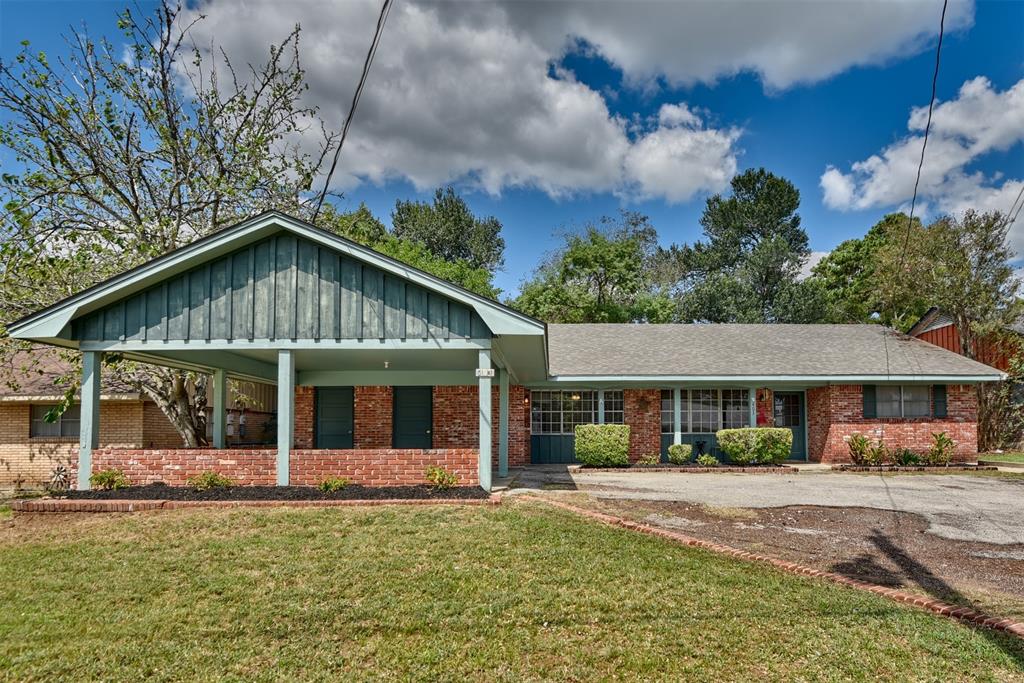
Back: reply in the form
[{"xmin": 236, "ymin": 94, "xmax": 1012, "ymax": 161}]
[{"xmin": 831, "ymin": 529, "xmax": 1024, "ymax": 666}]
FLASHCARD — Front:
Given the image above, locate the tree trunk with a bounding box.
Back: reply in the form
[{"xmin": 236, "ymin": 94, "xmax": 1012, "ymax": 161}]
[{"xmin": 137, "ymin": 367, "xmax": 210, "ymax": 448}]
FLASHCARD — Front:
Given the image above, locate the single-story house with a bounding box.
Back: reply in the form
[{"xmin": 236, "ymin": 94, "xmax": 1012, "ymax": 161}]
[
  {"xmin": 0, "ymin": 347, "xmax": 276, "ymax": 490},
  {"xmin": 6, "ymin": 211, "xmax": 1004, "ymax": 490}
]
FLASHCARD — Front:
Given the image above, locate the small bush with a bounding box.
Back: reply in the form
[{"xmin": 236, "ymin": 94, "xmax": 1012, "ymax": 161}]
[
  {"xmin": 864, "ymin": 441, "xmax": 888, "ymax": 467},
  {"xmin": 187, "ymin": 471, "xmax": 233, "ymax": 490},
  {"xmin": 848, "ymin": 434, "xmax": 872, "ymax": 465},
  {"xmin": 891, "ymin": 448, "xmax": 920, "ymax": 466},
  {"xmin": 574, "ymin": 424, "xmax": 630, "ymax": 467},
  {"xmin": 318, "ymin": 476, "xmax": 350, "ymax": 493},
  {"xmin": 666, "ymin": 443, "xmax": 692, "ymax": 465},
  {"xmin": 635, "ymin": 452, "xmax": 660, "ymax": 466},
  {"xmin": 926, "ymin": 431, "xmax": 955, "ymax": 466},
  {"xmin": 89, "ymin": 469, "xmax": 130, "ymax": 491},
  {"xmin": 425, "ymin": 466, "xmax": 457, "ymax": 490},
  {"xmin": 695, "ymin": 453, "xmax": 718, "ymax": 467},
  {"xmin": 717, "ymin": 429, "xmax": 757, "ymax": 465},
  {"xmin": 752, "ymin": 428, "xmax": 793, "ymax": 465}
]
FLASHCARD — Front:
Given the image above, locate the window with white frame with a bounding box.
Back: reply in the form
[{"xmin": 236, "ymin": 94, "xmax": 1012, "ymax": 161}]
[
  {"xmin": 721, "ymin": 389, "xmax": 749, "ymax": 429},
  {"xmin": 30, "ymin": 404, "xmax": 80, "ymax": 438},
  {"xmin": 603, "ymin": 390, "xmax": 624, "ymax": 424},
  {"xmin": 877, "ymin": 386, "xmax": 931, "ymax": 418},
  {"xmin": 660, "ymin": 390, "xmax": 675, "ymax": 433},
  {"xmin": 690, "ymin": 389, "xmax": 719, "ymax": 432},
  {"xmin": 660, "ymin": 389, "xmax": 750, "ymax": 433},
  {"xmin": 531, "ymin": 390, "xmax": 600, "ymax": 434}
]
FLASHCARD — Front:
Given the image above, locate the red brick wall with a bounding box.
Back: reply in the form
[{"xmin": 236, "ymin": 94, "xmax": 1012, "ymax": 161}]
[
  {"xmin": 290, "ymin": 448, "xmax": 478, "ymax": 487},
  {"xmin": 755, "ymin": 388, "xmax": 774, "ymax": 426},
  {"xmin": 354, "ymin": 386, "xmax": 393, "ymax": 448},
  {"xmin": 294, "ymin": 386, "xmax": 315, "ymax": 449},
  {"xmin": 432, "ymin": 385, "xmax": 529, "ymax": 467},
  {"xmin": 89, "ymin": 448, "xmax": 277, "ymax": 486},
  {"xmin": 807, "ymin": 384, "xmax": 978, "ymax": 462},
  {"xmin": 624, "ymin": 389, "xmax": 661, "ymax": 462}
]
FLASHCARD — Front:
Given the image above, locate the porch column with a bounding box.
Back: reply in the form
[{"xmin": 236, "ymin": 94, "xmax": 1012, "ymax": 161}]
[
  {"xmin": 498, "ymin": 366, "xmax": 509, "ymax": 478},
  {"xmin": 212, "ymin": 369, "xmax": 227, "ymax": 449},
  {"xmin": 477, "ymin": 349, "xmax": 492, "ymax": 491},
  {"xmin": 277, "ymin": 350, "xmax": 295, "ymax": 486},
  {"xmin": 672, "ymin": 388, "xmax": 682, "ymax": 445},
  {"xmin": 597, "ymin": 390, "xmax": 605, "ymax": 424},
  {"xmin": 78, "ymin": 351, "xmax": 101, "ymax": 491},
  {"xmin": 748, "ymin": 387, "xmax": 757, "ymax": 427}
]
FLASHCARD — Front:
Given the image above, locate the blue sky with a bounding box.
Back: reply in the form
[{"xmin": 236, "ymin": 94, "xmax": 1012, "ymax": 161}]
[{"xmin": 1, "ymin": 0, "xmax": 1022, "ymax": 295}]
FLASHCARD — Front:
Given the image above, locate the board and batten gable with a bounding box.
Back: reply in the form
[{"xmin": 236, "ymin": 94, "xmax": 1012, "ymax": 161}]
[{"xmin": 71, "ymin": 233, "xmax": 492, "ymax": 343}]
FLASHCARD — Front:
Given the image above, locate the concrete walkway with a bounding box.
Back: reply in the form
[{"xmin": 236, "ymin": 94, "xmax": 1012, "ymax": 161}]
[{"xmin": 506, "ymin": 466, "xmax": 1024, "ymax": 545}]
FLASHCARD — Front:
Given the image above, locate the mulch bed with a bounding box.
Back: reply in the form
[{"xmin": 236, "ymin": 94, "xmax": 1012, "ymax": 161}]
[
  {"xmin": 831, "ymin": 464, "xmax": 997, "ymax": 472},
  {"xmin": 569, "ymin": 464, "xmax": 797, "ymax": 474},
  {"xmin": 61, "ymin": 483, "xmax": 490, "ymax": 501}
]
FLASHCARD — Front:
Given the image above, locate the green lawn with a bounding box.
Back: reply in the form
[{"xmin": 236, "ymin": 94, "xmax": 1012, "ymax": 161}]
[
  {"xmin": 979, "ymin": 452, "xmax": 1024, "ymax": 464},
  {"xmin": 1, "ymin": 503, "xmax": 1021, "ymax": 681}
]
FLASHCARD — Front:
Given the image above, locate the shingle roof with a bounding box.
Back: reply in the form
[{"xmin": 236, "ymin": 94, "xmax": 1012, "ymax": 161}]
[
  {"xmin": 546, "ymin": 324, "xmax": 1004, "ymax": 379},
  {"xmin": 0, "ymin": 347, "xmax": 135, "ymax": 398}
]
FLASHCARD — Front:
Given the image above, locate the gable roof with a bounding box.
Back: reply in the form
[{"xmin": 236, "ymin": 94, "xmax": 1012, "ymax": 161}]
[
  {"xmin": 0, "ymin": 347, "xmax": 136, "ymax": 400},
  {"xmin": 546, "ymin": 323, "xmax": 1005, "ymax": 381},
  {"xmin": 907, "ymin": 306, "xmax": 1024, "ymax": 338},
  {"xmin": 7, "ymin": 210, "xmax": 545, "ymax": 344}
]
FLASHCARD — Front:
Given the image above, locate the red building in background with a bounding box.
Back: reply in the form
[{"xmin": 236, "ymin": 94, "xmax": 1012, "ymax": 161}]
[{"xmin": 907, "ymin": 307, "xmax": 1022, "ymax": 373}]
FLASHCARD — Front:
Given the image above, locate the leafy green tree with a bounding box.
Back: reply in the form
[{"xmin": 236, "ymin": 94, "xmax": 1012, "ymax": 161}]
[
  {"xmin": 0, "ymin": 2, "xmax": 334, "ymax": 446},
  {"xmin": 809, "ymin": 213, "xmax": 928, "ymax": 327},
  {"xmin": 392, "ymin": 186, "xmax": 505, "ymax": 271},
  {"xmin": 318, "ymin": 204, "xmax": 498, "ymax": 299},
  {"xmin": 673, "ymin": 168, "xmax": 822, "ymax": 322},
  {"xmin": 512, "ymin": 211, "xmax": 674, "ymax": 323}
]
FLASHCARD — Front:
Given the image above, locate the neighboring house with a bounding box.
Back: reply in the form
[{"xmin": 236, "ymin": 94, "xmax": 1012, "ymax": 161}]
[
  {"xmin": 0, "ymin": 348, "xmax": 275, "ymax": 490},
  {"xmin": 6, "ymin": 212, "xmax": 1004, "ymax": 491},
  {"xmin": 907, "ymin": 307, "xmax": 1022, "ymax": 372}
]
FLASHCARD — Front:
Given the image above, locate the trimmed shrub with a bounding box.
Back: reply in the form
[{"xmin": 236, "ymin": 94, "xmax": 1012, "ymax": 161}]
[
  {"xmin": 695, "ymin": 453, "xmax": 718, "ymax": 467},
  {"xmin": 848, "ymin": 434, "xmax": 871, "ymax": 465},
  {"xmin": 636, "ymin": 452, "xmax": 660, "ymax": 466},
  {"xmin": 752, "ymin": 428, "xmax": 793, "ymax": 465},
  {"xmin": 318, "ymin": 476, "xmax": 350, "ymax": 493},
  {"xmin": 187, "ymin": 471, "xmax": 233, "ymax": 490},
  {"xmin": 89, "ymin": 469, "xmax": 129, "ymax": 491},
  {"xmin": 666, "ymin": 443, "xmax": 692, "ymax": 465},
  {"xmin": 926, "ymin": 431, "xmax": 955, "ymax": 466},
  {"xmin": 574, "ymin": 424, "xmax": 630, "ymax": 467},
  {"xmin": 425, "ymin": 466, "xmax": 458, "ymax": 490},
  {"xmin": 717, "ymin": 429, "xmax": 758, "ymax": 464}
]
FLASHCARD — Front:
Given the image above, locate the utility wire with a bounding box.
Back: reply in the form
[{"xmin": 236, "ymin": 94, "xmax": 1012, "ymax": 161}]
[
  {"xmin": 1003, "ymin": 184, "xmax": 1024, "ymax": 229},
  {"xmin": 311, "ymin": 0, "xmax": 394, "ymax": 223}
]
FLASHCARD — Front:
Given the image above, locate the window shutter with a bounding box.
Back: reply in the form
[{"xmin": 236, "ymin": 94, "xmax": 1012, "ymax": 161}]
[
  {"xmin": 933, "ymin": 384, "xmax": 947, "ymax": 418},
  {"xmin": 862, "ymin": 385, "xmax": 877, "ymax": 419}
]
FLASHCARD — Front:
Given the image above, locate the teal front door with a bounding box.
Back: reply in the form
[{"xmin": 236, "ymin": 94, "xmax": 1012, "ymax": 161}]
[
  {"xmin": 773, "ymin": 392, "xmax": 806, "ymax": 461},
  {"xmin": 316, "ymin": 387, "xmax": 354, "ymax": 448},
  {"xmin": 393, "ymin": 386, "xmax": 433, "ymax": 448}
]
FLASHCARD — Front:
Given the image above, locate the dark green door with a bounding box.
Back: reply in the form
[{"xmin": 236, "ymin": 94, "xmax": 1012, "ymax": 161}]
[
  {"xmin": 316, "ymin": 387, "xmax": 354, "ymax": 448},
  {"xmin": 393, "ymin": 386, "xmax": 433, "ymax": 448},
  {"xmin": 773, "ymin": 392, "xmax": 806, "ymax": 461}
]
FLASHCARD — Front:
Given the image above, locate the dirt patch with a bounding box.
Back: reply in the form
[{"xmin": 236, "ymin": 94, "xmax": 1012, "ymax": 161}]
[
  {"xmin": 61, "ymin": 484, "xmax": 489, "ymax": 501},
  {"xmin": 571, "ymin": 495, "xmax": 1024, "ymax": 622}
]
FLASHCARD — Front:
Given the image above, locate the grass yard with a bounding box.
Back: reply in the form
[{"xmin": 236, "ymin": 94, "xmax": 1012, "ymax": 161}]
[
  {"xmin": 0, "ymin": 502, "xmax": 1021, "ymax": 681},
  {"xmin": 979, "ymin": 452, "xmax": 1024, "ymax": 464}
]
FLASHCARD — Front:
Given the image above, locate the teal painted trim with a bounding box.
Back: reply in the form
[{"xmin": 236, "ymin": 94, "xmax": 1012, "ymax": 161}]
[
  {"xmin": 113, "ymin": 351, "xmax": 274, "ymax": 385},
  {"xmin": 78, "ymin": 351, "xmax": 101, "ymax": 491},
  {"xmin": 277, "ymin": 350, "xmax": 295, "ymax": 486},
  {"xmin": 79, "ymin": 338, "xmax": 491, "ymax": 352},
  {"xmin": 299, "ymin": 370, "xmax": 478, "ymax": 386},
  {"xmin": 597, "ymin": 389, "xmax": 605, "ymax": 424},
  {"xmin": 537, "ymin": 374, "xmax": 1004, "ymax": 384},
  {"xmin": 212, "ymin": 369, "xmax": 227, "ymax": 449},
  {"xmin": 748, "ymin": 387, "xmax": 757, "ymax": 427},
  {"xmin": 478, "ymin": 349, "xmax": 492, "ymax": 492},
  {"xmin": 673, "ymin": 388, "xmax": 682, "ymax": 445},
  {"xmin": 498, "ymin": 367, "xmax": 509, "ymax": 478}
]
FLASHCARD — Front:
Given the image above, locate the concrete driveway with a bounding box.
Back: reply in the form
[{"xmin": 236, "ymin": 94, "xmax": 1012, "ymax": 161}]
[{"xmin": 508, "ymin": 466, "xmax": 1024, "ymax": 545}]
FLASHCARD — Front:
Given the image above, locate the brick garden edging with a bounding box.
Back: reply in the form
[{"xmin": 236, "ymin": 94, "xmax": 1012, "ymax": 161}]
[
  {"xmin": 568, "ymin": 465, "xmax": 797, "ymax": 474},
  {"xmin": 831, "ymin": 464, "xmax": 997, "ymax": 472},
  {"xmin": 526, "ymin": 495, "xmax": 1024, "ymax": 640},
  {"xmin": 9, "ymin": 495, "xmax": 501, "ymax": 513}
]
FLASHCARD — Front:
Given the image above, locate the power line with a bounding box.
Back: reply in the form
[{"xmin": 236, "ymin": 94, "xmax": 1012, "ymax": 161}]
[
  {"xmin": 1003, "ymin": 183, "xmax": 1024, "ymax": 229},
  {"xmin": 895, "ymin": 0, "xmax": 949, "ymax": 275},
  {"xmin": 311, "ymin": 0, "xmax": 394, "ymax": 223}
]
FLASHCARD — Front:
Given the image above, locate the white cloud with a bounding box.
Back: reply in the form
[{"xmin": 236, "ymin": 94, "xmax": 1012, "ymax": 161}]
[
  {"xmin": 179, "ymin": 0, "xmax": 975, "ymax": 201},
  {"xmin": 820, "ymin": 76, "xmax": 1024, "ymax": 249}
]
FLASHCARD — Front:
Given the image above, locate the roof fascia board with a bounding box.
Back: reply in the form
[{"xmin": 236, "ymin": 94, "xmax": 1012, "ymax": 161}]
[
  {"xmin": 79, "ymin": 338, "xmax": 492, "ymax": 352},
  {"xmin": 543, "ymin": 374, "xmax": 1005, "ymax": 384}
]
